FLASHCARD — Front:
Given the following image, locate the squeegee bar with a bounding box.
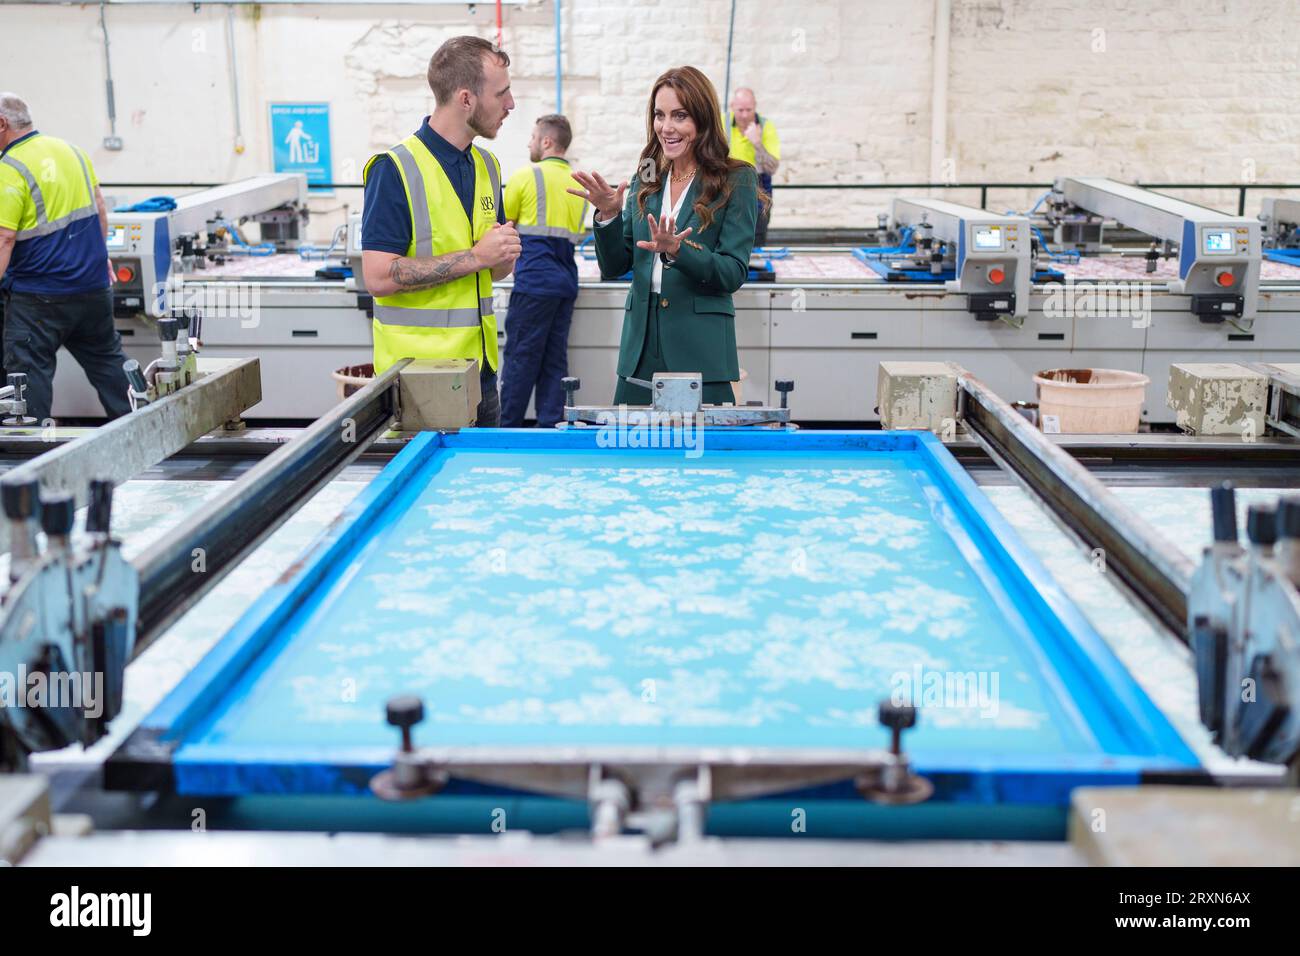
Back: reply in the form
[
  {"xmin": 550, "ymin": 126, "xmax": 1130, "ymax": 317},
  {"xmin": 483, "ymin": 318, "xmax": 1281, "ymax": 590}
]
[
  {"xmin": 0, "ymin": 357, "xmax": 262, "ymax": 556},
  {"xmin": 959, "ymin": 373, "xmax": 1195, "ymax": 639},
  {"xmin": 131, "ymin": 359, "xmax": 408, "ymax": 654}
]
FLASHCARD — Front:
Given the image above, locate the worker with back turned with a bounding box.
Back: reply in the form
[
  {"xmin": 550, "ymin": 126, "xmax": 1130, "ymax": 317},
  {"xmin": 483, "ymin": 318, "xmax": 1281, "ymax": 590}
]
[
  {"xmin": 0, "ymin": 92, "xmax": 131, "ymax": 421},
  {"xmin": 499, "ymin": 114, "xmax": 588, "ymax": 428},
  {"xmin": 360, "ymin": 36, "xmax": 520, "ymax": 426}
]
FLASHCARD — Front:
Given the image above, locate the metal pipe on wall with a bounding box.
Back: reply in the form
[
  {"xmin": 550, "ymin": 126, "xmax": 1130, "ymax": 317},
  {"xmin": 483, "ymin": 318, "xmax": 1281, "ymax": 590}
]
[
  {"xmin": 226, "ymin": 6, "xmax": 246, "ymax": 155},
  {"xmin": 99, "ymin": 1, "xmax": 122, "ymax": 150},
  {"xmin": 928, "ymin": 0, "xmax": 951, "ymax": 193},
  {"xmin": 555, "ymin": 0, "xmax": 563, "ymax": 113},
  {"xmin": 723, "ymin": 0, "xmax": 737, "ymax": 111}
]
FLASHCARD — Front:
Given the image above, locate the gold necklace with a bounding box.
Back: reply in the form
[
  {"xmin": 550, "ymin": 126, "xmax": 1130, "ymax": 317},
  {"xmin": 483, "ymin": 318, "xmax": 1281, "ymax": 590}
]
[{"xmin": 670, "ymin": 166, "xmax": 695, "ymax": 183}]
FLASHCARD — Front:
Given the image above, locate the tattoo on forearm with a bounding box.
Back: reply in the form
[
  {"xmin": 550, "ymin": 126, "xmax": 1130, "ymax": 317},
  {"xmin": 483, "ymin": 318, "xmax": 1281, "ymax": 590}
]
[{"xmin": 388, "ymin": 250, "xmax": 478, "ymax": 291}]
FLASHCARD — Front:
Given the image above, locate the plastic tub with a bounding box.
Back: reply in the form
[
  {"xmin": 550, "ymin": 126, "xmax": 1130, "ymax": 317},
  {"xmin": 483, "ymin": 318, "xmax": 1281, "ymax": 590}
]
[
  {"xmin": 332, "ymin": 363, "xmax": 374, "ymax": 401},
  {"xmin": 1033, "ymin": 368, "xmax": 1149, "ymax": 434}
]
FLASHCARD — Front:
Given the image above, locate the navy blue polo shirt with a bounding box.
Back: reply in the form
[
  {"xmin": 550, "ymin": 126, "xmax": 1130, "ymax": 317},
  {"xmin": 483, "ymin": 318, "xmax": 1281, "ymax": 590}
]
[
  {"xmin": 361, "ymin": 118, "xmax": 505, "ymax": 256},
  {"xmin": 0, "ymin": 130, "xmax": 109, "ymax": 295}
]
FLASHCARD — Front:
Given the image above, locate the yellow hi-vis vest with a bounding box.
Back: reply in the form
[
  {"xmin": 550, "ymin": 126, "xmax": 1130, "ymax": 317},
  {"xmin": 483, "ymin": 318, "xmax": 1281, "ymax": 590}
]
[
  {"xmin": 0, "ymin": 132, "xmax": 99, "ymax": 240},
  {"xmin": 362, "ymin": 135, "xmax": 502, "ymax": 374},
  {"xmin": 726, "ymin": 113, "xmax": 781, "ymax": 167},
  {"xmin": 505, "ymin": 158, "xmax": 588, "ymax": 241}
]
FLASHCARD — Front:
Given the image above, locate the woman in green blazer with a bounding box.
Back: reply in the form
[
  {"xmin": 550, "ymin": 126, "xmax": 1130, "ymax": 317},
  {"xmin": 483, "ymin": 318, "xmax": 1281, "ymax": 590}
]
[{"xmin": 571, "ymin": 66, "xmax": 762, "ymax": 405}]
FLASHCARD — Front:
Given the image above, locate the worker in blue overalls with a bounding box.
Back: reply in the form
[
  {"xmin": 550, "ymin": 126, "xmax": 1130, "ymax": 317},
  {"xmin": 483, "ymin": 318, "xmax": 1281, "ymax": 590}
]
[
  {"xmin": 499, "ymin": 115, "xmax": 588, "ymax": 428},
  {"xmin": 0, "ymin": 92, "xmax": 130, "ymax": 420}
]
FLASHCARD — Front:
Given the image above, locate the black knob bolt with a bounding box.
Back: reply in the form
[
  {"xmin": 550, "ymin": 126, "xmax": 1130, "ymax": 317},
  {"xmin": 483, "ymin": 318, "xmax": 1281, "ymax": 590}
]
[
  {"xmin": 7, "ymin": 372, "xmax": 26, "ymax": 398},
  {"xmin": 1247, "ymin": 505, "xmax": 1277, "ymax": 547},
  {"xmin": 87, "ymin": 479, "xmax": 114, "ymax": 535},
  {"xmin": 775, "ymin": 380, "xmax": 794, "ymax": 409},
  {"xmin": 1, "ymin": 478, "xmax": 39, "ymax": 522},
  {"xmin": 1211, "ymin": 482, "xmax": 1238, "ymax": 544},
  {"xmin": 386, "ymin": 695, "xmax": 424, "ymax": 752},
  {"xmin": 1278, "ymin": 496, "xmax": 1300, "ymax": 541},
  {"xmin": 878, "ymin": 699, "xmax": 918, "ymax": 755},
  {"xmin": 40, "ymin": 492, "xmax": 76, "ymax": 538},
  {"xmin": 123, "ymin": 359, "xmax": 148, "ymax": 394},
  {"xmin": 157, "ymin": 317, "xmax": 178, "ymax": 343},
  {"xmin": 561, "ymin": 377, "xmax": 580, "ymax": 406}
]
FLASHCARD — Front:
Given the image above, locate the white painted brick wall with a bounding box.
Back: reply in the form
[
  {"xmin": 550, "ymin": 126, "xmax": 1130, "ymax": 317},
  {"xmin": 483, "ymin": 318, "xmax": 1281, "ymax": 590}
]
[{"xmin": 4, "ymin": 0, "xmax": 1297, "ymax": 238}]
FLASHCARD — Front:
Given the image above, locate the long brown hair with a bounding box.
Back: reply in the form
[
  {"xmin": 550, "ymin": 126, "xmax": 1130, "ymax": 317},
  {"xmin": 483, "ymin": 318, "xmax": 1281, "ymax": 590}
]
[{"xmin": 634, "ymin": 66, "xmax": 768, "ymax": 231}]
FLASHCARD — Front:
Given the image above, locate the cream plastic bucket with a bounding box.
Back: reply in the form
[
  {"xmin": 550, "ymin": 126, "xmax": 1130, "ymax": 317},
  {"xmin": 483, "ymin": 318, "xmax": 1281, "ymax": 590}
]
[
  {"xmin": 1033, "ymin": 368, "xmax": 1149, "ymax": 434},
  {"xmin": 332, "ymin": 363, "xmax": 374, "ymax": 401}
]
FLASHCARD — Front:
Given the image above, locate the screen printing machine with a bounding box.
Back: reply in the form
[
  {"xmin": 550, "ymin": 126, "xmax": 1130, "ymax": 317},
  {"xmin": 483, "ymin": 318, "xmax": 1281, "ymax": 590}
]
[
  {"xmin": 0, "ymin": 175, "xmax": 1299, "ymax": 865},
  {"xmin": 41, "ymin": 171, "xmax": 1300, "ymax": 426}
]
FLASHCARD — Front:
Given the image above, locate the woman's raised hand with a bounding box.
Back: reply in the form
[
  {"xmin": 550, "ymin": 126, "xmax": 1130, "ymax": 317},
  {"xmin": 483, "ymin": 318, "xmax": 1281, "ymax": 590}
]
[
  {"xmin": 569, "ymin": 170, "xmax": 628, "ymax": 222},
  {"xmin": 637, "ymin": 212, "xmax": 693, "ymax": 257}
]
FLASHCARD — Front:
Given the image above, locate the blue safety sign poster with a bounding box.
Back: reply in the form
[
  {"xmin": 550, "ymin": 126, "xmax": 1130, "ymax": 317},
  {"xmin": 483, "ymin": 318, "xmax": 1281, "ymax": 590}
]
[{"xmin": 270, "ymin": 103, "xmax": 332, "ymax": 192}]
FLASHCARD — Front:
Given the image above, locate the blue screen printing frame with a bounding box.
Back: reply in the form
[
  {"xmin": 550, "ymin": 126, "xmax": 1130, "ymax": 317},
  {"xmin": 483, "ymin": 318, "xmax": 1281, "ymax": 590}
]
[{"xmin": 108, "ymin": 428, "xmax": 1198, "ymax": 829}]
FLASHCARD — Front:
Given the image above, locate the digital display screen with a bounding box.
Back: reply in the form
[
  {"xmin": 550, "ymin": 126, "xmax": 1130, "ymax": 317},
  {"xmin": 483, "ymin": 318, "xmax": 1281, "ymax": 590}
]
[
  {"xmin": 973, "ymin": 226, "xmax": 1003, "ymax": 250},
  {"xmin": 106, "ymin": 225, "xmax": 128, "ymax": 250},
  {"xmin": 1203, "ymin": 229, "xmax": 1234, "ymax": 254}
]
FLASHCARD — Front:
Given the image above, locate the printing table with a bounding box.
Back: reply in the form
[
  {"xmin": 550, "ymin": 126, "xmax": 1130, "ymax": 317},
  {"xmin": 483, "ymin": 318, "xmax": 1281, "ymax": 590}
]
[{"xmin": 107, "ymin": 428, "xmax": 1196, "ymax": 840}]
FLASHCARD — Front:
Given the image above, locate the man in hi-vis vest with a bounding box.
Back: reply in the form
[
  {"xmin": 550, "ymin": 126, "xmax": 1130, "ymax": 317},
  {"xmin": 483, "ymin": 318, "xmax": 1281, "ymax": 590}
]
[
  {"xmin": 361, "ymin": 36, "xmax": 520, "ymax": 426},
  {"xmin": 0, "ymin": 92, "xmax": 131, "ymax": 421},
  {"xmin": 499, "ymin": 115, "xmax": 588, "ymax": 428}
]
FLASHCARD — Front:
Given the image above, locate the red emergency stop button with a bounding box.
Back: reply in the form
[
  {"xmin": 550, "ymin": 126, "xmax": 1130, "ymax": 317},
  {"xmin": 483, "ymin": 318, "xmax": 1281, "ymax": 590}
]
[
  {"xmin": 116, "ymin": 265, "xmax": 135, "ymax": 283},
  {"xmin": 988, "ymin": 267, "xmax": 1005, "ymax": 285},
  {"xmin": 1216, "ymin": 270, "xmax": 1235, "ymax": 288}
]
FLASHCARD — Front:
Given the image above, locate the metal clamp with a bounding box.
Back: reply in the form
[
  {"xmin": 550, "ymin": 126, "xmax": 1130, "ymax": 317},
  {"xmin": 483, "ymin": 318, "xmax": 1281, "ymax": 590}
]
[
  {"xmin": 561, "ymin": 373, "xmax": 795, "ymax": 428},
  {"xmin": 370, "ymin": 695, "xmax": 932, "ymax": 845},
  {"xmin": 1189, "ymin": 483, "xmax": 1300, "ymax": 770},
  {"xmin": 0, "ymin": 373, "xmax": 37, "ymax": 427},
  {"xmin": 0, "ymin": 477, "xmax": 138, "ymax": 768}
]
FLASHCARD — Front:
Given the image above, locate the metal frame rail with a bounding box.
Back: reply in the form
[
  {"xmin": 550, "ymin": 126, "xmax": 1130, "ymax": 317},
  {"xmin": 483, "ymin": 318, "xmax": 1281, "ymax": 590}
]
[
  {"xmin": 958, "ymin": 371, "xmax": 1195, "ymax": 639},
  {"xmin": 131, "ymin": 360, "xmax": 407, "ymax": 653}
]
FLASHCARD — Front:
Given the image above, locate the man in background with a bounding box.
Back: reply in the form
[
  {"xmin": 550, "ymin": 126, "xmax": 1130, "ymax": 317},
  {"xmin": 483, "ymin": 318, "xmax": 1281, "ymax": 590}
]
[
  {"xmin": 0, "ymin": 92, "xmax": 130, "ymax": 420},
  {"xmin": 360, "ymin": 36, "xmax": 519, "ymax": 427},
  {"xmin": 727, "ymin": 87, "xmax": 781, "ymax": 247},
  {"xmin": 499, "ymin": 114, "xmax": 587, "ymax": 428}
]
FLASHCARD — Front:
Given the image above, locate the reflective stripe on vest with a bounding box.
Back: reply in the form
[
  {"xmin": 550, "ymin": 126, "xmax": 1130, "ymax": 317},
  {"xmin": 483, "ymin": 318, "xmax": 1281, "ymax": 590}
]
[
  {"xmin": 479, "ymin": 144, "xmax": 502, "ymax": 213},
  {"xmin": 1, "ymin": 142, "xmax": 97, "ymax": 241},
  {"xmin": 389, "ymin": 143, "xmax": 434, "ymax": 258},
  {"xmin": 515, "ymin": 164, "xmax": 588, "ymax": 241},
  {"xmin": 373, "ymin": 297, "xmax": 494, "ymax": 328}
]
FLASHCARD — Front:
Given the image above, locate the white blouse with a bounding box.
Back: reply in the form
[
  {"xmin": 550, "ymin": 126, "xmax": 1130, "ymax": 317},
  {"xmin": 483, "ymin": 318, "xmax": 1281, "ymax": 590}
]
[{"xmin": 595, "ymin": 171, "xmax": 695, "ymax": 293}]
